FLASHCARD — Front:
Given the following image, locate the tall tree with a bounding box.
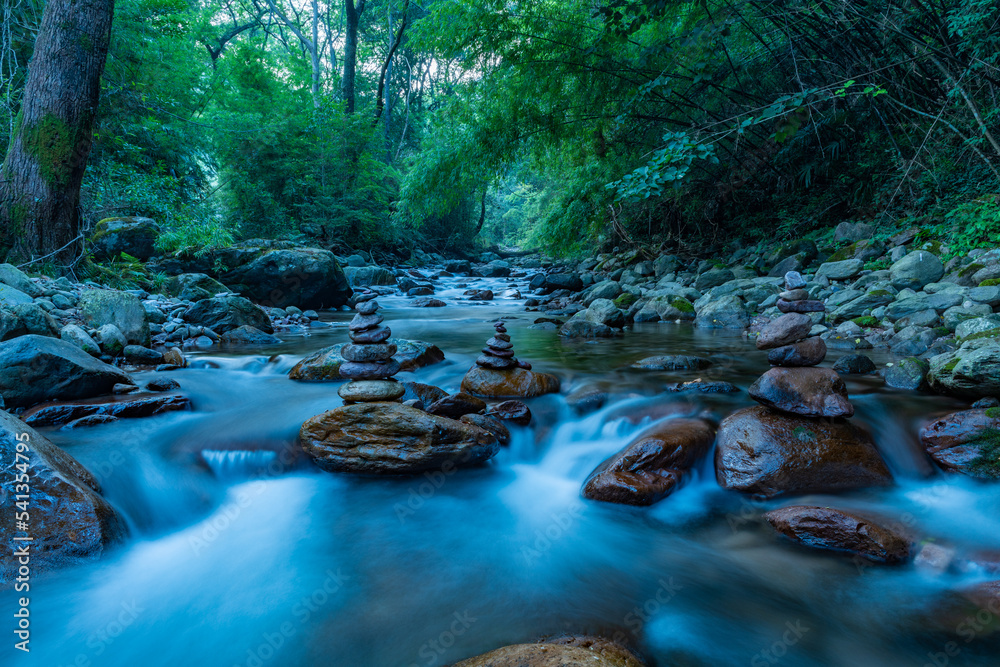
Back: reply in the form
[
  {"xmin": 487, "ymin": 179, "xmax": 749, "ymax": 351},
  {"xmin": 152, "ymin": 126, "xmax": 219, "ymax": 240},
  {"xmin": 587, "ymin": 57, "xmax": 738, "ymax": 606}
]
[
  {"xmin": 0, "ymin": 0, "xmax": 115, "ymax": 267},
  {"xmin": 343, "ymin": 0, "xmax": 366, "ymax": 113}
]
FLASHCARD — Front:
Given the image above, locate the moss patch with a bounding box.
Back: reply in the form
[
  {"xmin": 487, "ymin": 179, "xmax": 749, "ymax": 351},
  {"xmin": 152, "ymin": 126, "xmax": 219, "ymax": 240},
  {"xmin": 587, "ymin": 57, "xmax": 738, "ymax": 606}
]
[
  {"xmin": 943, "ymin": 357, "xmax": 960, "ymax": 372},
  {"xmin": 960, "ymin": 328, "xmax": 1000, "ymax": 342},
  {"xmin": 969, "ymin": 428, "xmax": 1000, "ymax": 478},
  {"xmin": 852, "ymin": 316, "xmax": 880, "ymax": 328},
  {"xmin": 670, "ymin": 297, "xmax": 695, "ymax": 313},
  {"xmin": 614, "ymin": 293, "xmax": 638, "ymax": 309},
  {"xmin": 23, "ymin": 113, "xmax": 79, "ymax": 186},
  {"xmin": 961, "ymin": 263, "xmax": 985, "ymax": 278},
  {"xmin": 867, "ymin": 289, "xmax": 893, "ymax": 298},
  {"xmin": 979, "ymin": 278, "xmax": 1000, "ymax": 287},
  {"xmin": 827, "ymin": 242, "xmax": 858, "ymax": 263}
]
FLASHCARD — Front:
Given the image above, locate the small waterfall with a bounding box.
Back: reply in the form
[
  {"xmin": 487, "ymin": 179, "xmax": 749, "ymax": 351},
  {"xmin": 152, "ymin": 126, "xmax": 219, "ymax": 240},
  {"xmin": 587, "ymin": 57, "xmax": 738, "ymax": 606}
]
[{"xmin": 201, "ymin": 449, "xmax": 279, "ymax": 479}]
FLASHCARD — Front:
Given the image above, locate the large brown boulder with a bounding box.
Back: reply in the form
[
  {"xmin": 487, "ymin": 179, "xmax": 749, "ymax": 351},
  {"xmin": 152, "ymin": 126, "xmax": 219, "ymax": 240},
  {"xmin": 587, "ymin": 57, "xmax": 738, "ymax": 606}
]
[
  {"xmin": 1, "ymin": 411, "xmax": 127, "ymax": 581},
  {"xmin": 715, "ymin": 406, "xmax": 892, "ymax": 498},
  {"xmin": 756, "ymin": 312, "xmax": 813, "ymax": 350},
  {"xmin": 919, "ymin": 409, "xmax": 1000, "ymax": 479},
  {"xmin": 748, "ymin": 367, "xmax": 854, "ymax": 418},
  {"xmin": 764, "ymin": 505, "xmax": 911, "ymax": 563},
  {"xmin": 454, "ymin": 636, "xmax": 646, "ymax": 667},
  {"xmin": 299, "ymin": 402, "xmax": 499, "ymax": 474},
  {"xmin": 583, "ymin": 418, "xmax": 716, "ymax": 505},
  {"xmin": 289, "ymin": 339, "xmax": 444, "ymax": 381},
  {"xmin": 461, "ymin": 366, "xmax": 560, "ymax": 398}
]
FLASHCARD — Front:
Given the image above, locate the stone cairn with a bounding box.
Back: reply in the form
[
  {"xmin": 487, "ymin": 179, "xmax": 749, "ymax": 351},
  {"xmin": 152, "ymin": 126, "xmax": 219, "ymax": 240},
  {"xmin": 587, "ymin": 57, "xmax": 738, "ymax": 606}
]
[
  {"xmin": 476, "ymin": 321, "xmax": 531, "ymax": 371},
  {"xmin": 337, "ymin": 293, "xmax": 405, "ymax": 403},
  {"xmin": 749, "ymin": 271, "xmax": 854, "ymax": 418}
]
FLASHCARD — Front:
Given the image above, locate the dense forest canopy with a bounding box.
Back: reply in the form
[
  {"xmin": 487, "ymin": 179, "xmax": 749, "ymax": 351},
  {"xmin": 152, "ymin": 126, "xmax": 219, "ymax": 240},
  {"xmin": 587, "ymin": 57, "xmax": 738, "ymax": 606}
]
[{"xmin": 2, "ymin": 0, "xmax": 999, "ymax": 263}]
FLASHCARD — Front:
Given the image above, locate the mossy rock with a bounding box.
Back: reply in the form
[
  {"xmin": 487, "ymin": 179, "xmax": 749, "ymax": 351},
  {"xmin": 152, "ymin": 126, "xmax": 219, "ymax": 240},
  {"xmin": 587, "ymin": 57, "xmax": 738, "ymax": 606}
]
[
  {"xmin": 670, "ymin": 296, "xmax": 695, "ymax": 313},
  {"xmin": 961, "ymin": 263, "xmax": 986, "ymax": 279},
  {"xmin": 827, "ymin": 242, "xmax": 858, "ymax": 263},
  {"xmin": 960, "ymin": 328, "xmax": 1000, "ymax": 343},
  {"xmin": 614, "ymin": 292, "xmax": 638, "ymax": 309},
  {"xmin": 90, "ymin": 217, "xmax": 160, "ymax": 261},
  {"xmin": 852, "ymin": 316, "xmax": 880, "ymax": 328},
  {"xmin": 980, "ymin": 278, "xmax": 1000, "ymax": 287},
  {"xmin": 867, "ymin": 289, "xmax": 893, "ymax": 298}
]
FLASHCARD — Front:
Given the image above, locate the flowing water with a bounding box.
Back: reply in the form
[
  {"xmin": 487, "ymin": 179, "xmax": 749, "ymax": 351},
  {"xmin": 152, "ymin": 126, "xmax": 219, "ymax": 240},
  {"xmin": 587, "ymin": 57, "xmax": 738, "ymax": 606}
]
[{"xmin": 5, "ymin": 273, "xmax": 1000, "ymax": 667}]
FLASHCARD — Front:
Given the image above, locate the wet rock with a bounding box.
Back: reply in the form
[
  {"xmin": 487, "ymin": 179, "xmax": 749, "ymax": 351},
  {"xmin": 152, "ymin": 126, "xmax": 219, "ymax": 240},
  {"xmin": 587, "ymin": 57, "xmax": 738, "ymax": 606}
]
[
  {"xmin": 220, "ymin": 325, "xmax": 283, "ymax": 345},
  {"xmin": 927, "ymin": 343, "xmax": 1000, "ymax": 398},
  {"xmin": 163, "ymin": 273, "xmax": 229, "ymax": 302},
  {"xmin": 488, "ymin": 400, "xmax": 532, "ymax": 426},
  {"xmin": 9, "ymin": 302, "xmax": 59, "ymax": 337},
  {"xmin": 79, "ymin": 289, "xmax": 151, "ymax": 346},
  {"xmin": 0, "ymin": 263, "xmax": 41, "ymax": 297},
  {"xmin": 22, "ymin": 394, "xmax": 191, "ymax": 427},
  {"xmin": 559, "ymin": 320, "xmax": 618, "ymax": 338},
  {"xmin": 461, "ymin": 366, "xmax": 560, "ymax": 399},
  {"xmin": 0, "ymin": 335, "xmax": 131, "ymax": 409},
  {"xmin": 453, "ymin": 635, "xmax": 646, "ymax": 667},
  {"xmin": 583, "ymin": 418, "xmax": 715, "ymax": 506},
  {"xmin": 60, "ymin": 324, "xmax": 101, "ymax": 357},
  {"xmin": 426, "ymin": 392, "xmax": 487, "ymax": 419},
  {"xmin": 412, "ymin": 297, "xmax": 446, "ymax": 307},
  {"xmin": 816, "ymin": 259, "xmax": 864, "ymax": 281},
  {"xmin": 832, "ymin": 354, "xmax": 877, "ymax": 375},
  {"xmin": 460, "ymin": 413, "xmax": 511, "ymax": 446},
  {"xmin": 90, "ymin": 216, "xmax": 160, "ymax": 260},
  {"xmin": 163, "ymin": 347, "xmax": 186, "ymax": 367},
  {"xmin": 289, "ymin": 339, "xmax": 444, "ymax": 381},
  {"xmin": 764, "ymin": 505, "xmax": 910, "ymax": 563},
  {"xmin": 583, "ymin": 280, "xmax": 622, "ymax": 306},
  {"xmin": 123, "ymin": 345, "xmax": 164, "ymax": 365},
  {"xmin": 756, "ymin": 313, "xmax": 813, "ymax": 350},
  {"xmin": 777, "ymin": 299, "xmax": 826, "ymax": 313},
  {"xmin": 630, "ymin": 355, "xmax": 712, "ymax": 371},
  {"xmin": 663, "ymin": 380, "xmax": 739, "ymax": 393},
  {"xmin": 146, "ymin": 378, "xmax": 181, "ymax": 392},
  {"xmin": 695, "ymin": 268, "xmax": 735, "ymax": 291},
  {"xmin": 400, "ymin": 381, "xmax": 449, "ymax": 406},
  {"xmin": 919, "ymin": 409, "xmax": 1000, "ymax": 479},
  {"xmin": 299, "ymin": 403, "xmax": 500, "ymax": 474},
  {"xmin": 749, "ymin": 367, "xmax": 854, "ymax": 417},
  {"xmin": 585, "ymin": 299, "xmax": 626, "ymax": 328},
  {"xmin": 714, "ymin": 405, "xmax": 892, "ymax": 498},
  {"xmin": 694, "ymin": 295, "xmax": 749, "ymax": 330},
  {"xmin": 443, "ymin": 259, "xmax": 471, "ymax": 274},
  {"xmin": 62, "ymin": 414, "xmax": 120, "ymax": 429},
  {"xmin": 880, "ymin": 357, "xmax": 930, "ymax": 391},
  {"xmin": 890, "ymin": 250, "xmax": 945, "ymax": 290},
  {"xmin": 184, "ymin": 296, "xmax": 273, "ymax": 335},
  {"xmin": 834, "ymin": 222, "xmax": 874, "ymax": 243},
  {"xmin": 544, "ymin": 273, "xmax": 583, "ymax": 292},
  {"xmin": 337, "ymin": 380, "xmax": 406, "ymax": 402},
  {"xmin": 0, "ymin": 283, "xmax": 32, "ymax": 307},
  {"xmin": 0, "ymin": 411, "xmax": 127, "ymax": 579},
  {"xmin": 221, "ymin": 248, "xmax": 353, "ymax": 309},
  {"xmin": 767, "ymin": 337, "xmax": 827, "ymax": 367}
]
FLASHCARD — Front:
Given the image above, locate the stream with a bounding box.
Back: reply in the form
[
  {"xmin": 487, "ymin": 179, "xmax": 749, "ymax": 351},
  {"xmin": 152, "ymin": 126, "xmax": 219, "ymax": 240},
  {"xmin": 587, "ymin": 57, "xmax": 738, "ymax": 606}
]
[{"xmin": 4, "ymin": 272, "xmax": 1000, "ymax": 667}]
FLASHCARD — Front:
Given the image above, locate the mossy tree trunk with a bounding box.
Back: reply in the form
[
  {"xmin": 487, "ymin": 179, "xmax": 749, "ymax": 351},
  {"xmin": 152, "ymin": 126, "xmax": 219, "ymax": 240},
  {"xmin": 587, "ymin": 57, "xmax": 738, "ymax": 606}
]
[{"xmin": 0, "ymin": 0, "xmax": 114, "ymax": 267}]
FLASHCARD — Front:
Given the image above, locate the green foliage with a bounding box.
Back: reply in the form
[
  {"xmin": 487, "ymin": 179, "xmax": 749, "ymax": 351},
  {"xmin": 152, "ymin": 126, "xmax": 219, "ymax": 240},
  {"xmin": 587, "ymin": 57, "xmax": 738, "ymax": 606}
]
[
  {"xmin": 79, "ymin": 253, "xmax": 165, "ymax": 291},
  {"xmin": 852, "ymin": 316, "xmax": 880, "ymax": 328},
  {"xmin": 945, "ymin": 196, "xmax": 1000, "ymax": 253},
  {"xmin": 608, "ymin": 132, "xmax": 718, "ymax": 201}
]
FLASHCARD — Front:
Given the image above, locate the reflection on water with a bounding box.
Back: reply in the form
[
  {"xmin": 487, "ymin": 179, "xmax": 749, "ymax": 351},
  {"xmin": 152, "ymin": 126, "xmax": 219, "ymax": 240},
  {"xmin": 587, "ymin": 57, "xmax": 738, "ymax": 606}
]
[{"xmin": 4, "ymin": 273, "xmax": 999, "ymax": 667}]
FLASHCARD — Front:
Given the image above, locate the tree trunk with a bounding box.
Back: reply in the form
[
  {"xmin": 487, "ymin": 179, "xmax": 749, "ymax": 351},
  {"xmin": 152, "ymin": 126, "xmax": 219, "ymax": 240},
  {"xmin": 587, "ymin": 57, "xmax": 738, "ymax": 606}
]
[
  {"xmin": 0, "ymin": 0, "xmax": 114, "ymax": 267},
  {"xmin": 343, "ymin": 0, "xmax": 366, "ymax": 113}
]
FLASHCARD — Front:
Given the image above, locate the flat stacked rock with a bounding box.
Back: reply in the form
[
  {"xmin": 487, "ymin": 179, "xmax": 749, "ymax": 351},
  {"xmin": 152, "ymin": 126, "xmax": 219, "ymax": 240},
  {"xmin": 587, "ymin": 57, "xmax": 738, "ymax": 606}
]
[
  {"xmin": 715, "ymin": 271, "xmax": 891, "ymax": 497},
  {"xmin": 461, "ymin": 322, "xmax": 560, "ymax": 398},
  {"xmin": 751, "ymin": 271, "xmax": 850, "ymax": 418},
  {"xmin": 337, "ymin": 294, "xmax": 405, "ymax": 402},
  {"xmin": 476, "ymin": 321, "xmax": 531, "ymax": 371}
]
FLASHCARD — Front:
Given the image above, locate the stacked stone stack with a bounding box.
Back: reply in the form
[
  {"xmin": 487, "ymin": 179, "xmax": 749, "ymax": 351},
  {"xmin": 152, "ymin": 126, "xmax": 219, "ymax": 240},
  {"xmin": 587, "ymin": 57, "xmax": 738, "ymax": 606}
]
[
  {"xmin": 337, "ymin": 293, "xmax": 405, "ymax": 403},
  {"xmin": 461, "ymin": 322, "xmax": 560, "ymax": 398},
  {"xmin": 750, "ymin": 271, "xmax": 853, "ymax": 418},
  {"xmin": 475, "ymin": 321, "xmax": 531, "ymax": 371}
]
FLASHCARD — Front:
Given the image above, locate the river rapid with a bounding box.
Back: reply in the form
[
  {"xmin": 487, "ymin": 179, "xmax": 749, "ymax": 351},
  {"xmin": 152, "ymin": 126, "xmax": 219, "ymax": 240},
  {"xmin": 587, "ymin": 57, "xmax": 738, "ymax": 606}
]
[{"xmin": 4, "ymin": 272, "xmax": 1000, "ymax": 667}]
